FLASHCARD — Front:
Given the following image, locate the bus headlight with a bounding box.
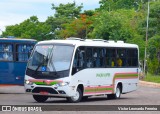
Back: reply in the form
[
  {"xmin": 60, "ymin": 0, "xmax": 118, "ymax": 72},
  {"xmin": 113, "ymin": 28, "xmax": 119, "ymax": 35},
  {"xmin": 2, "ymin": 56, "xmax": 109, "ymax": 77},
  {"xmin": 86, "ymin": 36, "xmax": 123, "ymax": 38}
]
[
  {"xmin": 55, "ymin": 82, "xmax": 69, "ymax": 87},
  {"xmin": 25, "ymin": 80, "xmax": 33, "ymax": 85}
]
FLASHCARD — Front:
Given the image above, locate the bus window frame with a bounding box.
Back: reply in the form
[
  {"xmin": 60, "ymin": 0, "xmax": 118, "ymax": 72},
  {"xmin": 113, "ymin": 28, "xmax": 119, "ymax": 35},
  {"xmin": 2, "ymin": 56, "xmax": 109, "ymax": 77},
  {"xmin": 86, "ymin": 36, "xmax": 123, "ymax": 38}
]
[
  {"xmin": 15, "ymin": 43, "xmax": 35, "ymax": 63},
  {"xmin": 0, "ymin": 43, "xmax": 14, "ymax": 62},
  {"xmin": 28, "ymin": 43, "xmax": 75, "ymax": 70},
  {"xmin": 72, "ymin": 46, "xmax": 139, "ymax": 75}
]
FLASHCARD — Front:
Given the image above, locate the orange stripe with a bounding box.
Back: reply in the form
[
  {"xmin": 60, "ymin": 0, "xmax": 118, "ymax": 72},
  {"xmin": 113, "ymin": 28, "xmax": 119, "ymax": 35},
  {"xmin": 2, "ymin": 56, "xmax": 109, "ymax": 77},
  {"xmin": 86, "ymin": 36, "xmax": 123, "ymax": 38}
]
[
  {"xmin": 85, "ymin": 86, "xmax": 113, "ymax": 89},
  {"xmin": 84, "ymin": 90, "xmax": 113, "ymax": 95},
  {"xmin": 112, "ymin": 72, "xmax": 139, "ymax": 94}
]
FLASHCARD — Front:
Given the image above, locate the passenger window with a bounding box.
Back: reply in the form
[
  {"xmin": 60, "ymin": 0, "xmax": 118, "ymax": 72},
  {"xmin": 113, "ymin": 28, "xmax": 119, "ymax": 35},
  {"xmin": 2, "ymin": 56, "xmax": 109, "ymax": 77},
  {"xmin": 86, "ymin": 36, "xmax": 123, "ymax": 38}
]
[
  {"xmin": 16, "ymin": 44, "xmax": 33, "ymax": 62},
  {"xmin": 116, "ymin": 49, "xmax": 126, "ymax": 67},
  {"xmin": 126, "ymin": 49, "xmax": 138, "ymax": 67},
  {"xmin": 93, "ymin": 48, "xmax": 106, "ymax": 68},
  {"xmin": 72, "ymin": 46, "xmax": 85, "ymax": 75},
  {"xmin": 86, "ymin": 48, "xmax": 93, "ymax": 68},
  {"xmin": 0, "ymin": 44, "xmax": 13, "ymax": 61},
  {"xmin": 106, "ymin": 48, "xmax": 116, "ymax": 67},
  {"xmin": 93, "ymin": 48, "xmax": 100, "ymax": 67}
]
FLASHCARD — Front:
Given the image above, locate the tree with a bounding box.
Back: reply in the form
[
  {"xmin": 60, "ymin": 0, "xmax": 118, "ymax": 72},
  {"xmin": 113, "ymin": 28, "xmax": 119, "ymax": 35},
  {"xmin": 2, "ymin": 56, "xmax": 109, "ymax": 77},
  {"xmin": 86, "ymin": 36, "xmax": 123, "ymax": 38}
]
[
  {"xmin": 59, "ymin": 14, "xmax": 93, "ymax": 39},
  {"xmin": 52, "ymin": 2, "xmax": 83, "ymax": 19},
  {"xmin": 89, "ymin": 9, "xmax": 141, "ymax": 41},
  {"xmin": 46, "ymin": 2, "xmax": 83, "ymax": 39},
  {"xmin": 99, "ymin": 0, "xmax": 142, "ymax": 11},
  {"xmin": 2, "ymin": 16, "xmax": 51, "ymax": 41},
  {"xmin": 147, "ymin": 35, "xmax": 160, "ymax": 75}
]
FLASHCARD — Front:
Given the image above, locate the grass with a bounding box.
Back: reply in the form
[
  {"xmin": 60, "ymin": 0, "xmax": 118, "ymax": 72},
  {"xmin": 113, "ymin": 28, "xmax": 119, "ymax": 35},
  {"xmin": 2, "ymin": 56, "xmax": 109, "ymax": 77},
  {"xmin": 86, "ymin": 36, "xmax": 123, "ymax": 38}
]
[{"xmin": 143, "ymin": 73, "xmax": 160, "ymax": 83}]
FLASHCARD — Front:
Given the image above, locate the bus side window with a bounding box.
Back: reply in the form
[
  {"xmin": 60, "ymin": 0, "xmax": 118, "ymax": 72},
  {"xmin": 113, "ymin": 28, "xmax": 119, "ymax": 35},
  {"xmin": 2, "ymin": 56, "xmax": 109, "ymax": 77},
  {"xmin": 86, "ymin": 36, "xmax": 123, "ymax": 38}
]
[
  {"xmin": 16, "ymin": 44, "xmax": 33, "ymax": 62},
  {"xmin": 72, "ymin": 47, "xmax": 85, "ymax": 75},
  {"xmin": 79, "ymin": 50, "xmax": 85, "ymax": 68},
  {"xmin": 107, "ymin": 48, "xmax": 116, "ymax": 67},
  {"xmin": 100, "ymin": 48, "xmax": 106, "ymax": 67},
  {"xmin": 93, "ymin": 48, "xmax": 106, "ymax": 68},
  {"xmin": 0, "ymin": 44, "xmax": 3, "ymax": 60},
  {"xmin": 86, "ymin": 48, "xmax": 93, "ymax": 68},
  {"xmin": 126, "ymin": 49, "xmax": 138, "ymax": 67},
  {"xmin": 0, "ymin": 44, "xmax": 13, "ymax": 61},
  {"xmin": 116, "ymin": 49, "xmax": 126, "ymax": 67},
  {"xmin": 93, "ymin": 48, "xmax": 100, "ymax": 67}
]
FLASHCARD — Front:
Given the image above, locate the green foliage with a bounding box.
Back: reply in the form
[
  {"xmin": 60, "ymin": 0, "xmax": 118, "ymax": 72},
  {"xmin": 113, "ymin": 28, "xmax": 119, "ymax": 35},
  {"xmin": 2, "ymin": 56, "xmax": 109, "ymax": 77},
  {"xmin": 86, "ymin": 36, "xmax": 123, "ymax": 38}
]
[
  {"xmin": 90, "ymin": 9, "xmax": 140, "ymax": 41},
  {"xmin": 148, "ymin": 57, "xmax": 159, "ymax": 74},
  {"xmin": 83, "ymin": 10, "xmax": 95, "ymax": 16},
  {"xmin": 138, "ymin": 1, "xmax": 160, "ymax": 40},
  {"xmin": 149, "ymin": 1, "xmax": 160, "ymax": 36},
  {"xmin": 148, "ymin": 35, "xmax": 160, "ymax": 59},
  {"xmin": 99, "ymin": 0, "xmax": 142, "ymax": 11},
  {"xmin": 143, "ymin": 73, "xmax": 160, "ymax": 83},
  {"xmin": 48, "ymin": 2, "xmax": 83, "ymax": 39},
  {"xmin": 52, "ymin": 2, "xmax": 83, "ymax": 19},
  {"xmin": 59, "ymin": 14, "xmax": 93, "ymax": 39},
  {"xmin": 147, "ymin": 35, "xmax": 160, "ymax": 75},
  {"xmin": 127, "ymin": 35, "xmax": 145, "ymax": 60},
  {"xmin": 2, "ymin": 16, "xmax": 51, "ymax": 41}
]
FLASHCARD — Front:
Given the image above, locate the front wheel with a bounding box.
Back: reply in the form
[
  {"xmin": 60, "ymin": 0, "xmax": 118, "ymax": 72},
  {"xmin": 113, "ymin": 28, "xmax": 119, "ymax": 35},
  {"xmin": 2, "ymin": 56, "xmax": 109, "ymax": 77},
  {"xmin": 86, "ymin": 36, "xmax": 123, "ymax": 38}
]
[
  {"xmin": 107, "ymin": 85, "xmax": 121, "ymax": 99},
  {"xmin": 33, "ymin": 95, "xmax": 48, "ymax": 103},
  {"xmin": 67, "ymin": 88, "xmax": 82, "ymax": 103}
]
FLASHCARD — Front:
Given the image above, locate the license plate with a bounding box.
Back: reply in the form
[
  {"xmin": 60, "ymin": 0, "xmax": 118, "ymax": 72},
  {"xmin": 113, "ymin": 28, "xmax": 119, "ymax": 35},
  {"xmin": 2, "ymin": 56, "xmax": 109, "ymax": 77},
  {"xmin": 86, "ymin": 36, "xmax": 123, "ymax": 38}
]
[{"xmin": 40, "ymin": 91, "xmax": 48, "ymax": 95}]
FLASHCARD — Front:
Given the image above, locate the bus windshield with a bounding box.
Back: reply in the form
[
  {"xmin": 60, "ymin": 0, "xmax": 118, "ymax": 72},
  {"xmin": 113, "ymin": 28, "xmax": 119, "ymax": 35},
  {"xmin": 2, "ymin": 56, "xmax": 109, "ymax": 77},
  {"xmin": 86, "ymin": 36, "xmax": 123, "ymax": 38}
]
[{"xmin": 27, "ymin": 44, "xmax": 74, "ymax": 73}]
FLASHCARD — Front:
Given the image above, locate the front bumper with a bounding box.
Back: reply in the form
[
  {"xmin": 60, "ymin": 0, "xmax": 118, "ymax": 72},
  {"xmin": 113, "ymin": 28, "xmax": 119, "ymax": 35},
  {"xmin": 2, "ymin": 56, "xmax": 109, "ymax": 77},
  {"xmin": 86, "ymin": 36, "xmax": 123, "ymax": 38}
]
[{"xmin": 25, "ymin": 84, "xmax": 76, "ymax": 97}]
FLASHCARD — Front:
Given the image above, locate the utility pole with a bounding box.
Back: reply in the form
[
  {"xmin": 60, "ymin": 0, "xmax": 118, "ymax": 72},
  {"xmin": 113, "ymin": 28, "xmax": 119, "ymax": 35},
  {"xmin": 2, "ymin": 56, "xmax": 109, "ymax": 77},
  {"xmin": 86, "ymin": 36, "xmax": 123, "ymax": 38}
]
[{"xmin": 144, "ymin": 0, "xmax": 150, "ymax": 76}]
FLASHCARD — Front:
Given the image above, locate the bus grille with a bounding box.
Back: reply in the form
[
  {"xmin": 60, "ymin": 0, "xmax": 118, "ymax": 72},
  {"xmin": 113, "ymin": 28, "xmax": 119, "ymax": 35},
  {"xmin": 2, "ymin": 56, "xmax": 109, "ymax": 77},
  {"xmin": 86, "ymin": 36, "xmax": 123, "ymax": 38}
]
[{"xmin": 32, "ymin": 87, "xmax": 58, "ymax": 94}]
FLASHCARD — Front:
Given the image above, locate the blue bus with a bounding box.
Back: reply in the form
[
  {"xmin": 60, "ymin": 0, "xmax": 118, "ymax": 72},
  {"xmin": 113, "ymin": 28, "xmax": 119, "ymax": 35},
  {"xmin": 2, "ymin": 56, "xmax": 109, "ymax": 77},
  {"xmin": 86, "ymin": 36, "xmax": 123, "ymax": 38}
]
[{"xmin": 0, "ymin": 38, "xmax": 36, "ymax": 85}]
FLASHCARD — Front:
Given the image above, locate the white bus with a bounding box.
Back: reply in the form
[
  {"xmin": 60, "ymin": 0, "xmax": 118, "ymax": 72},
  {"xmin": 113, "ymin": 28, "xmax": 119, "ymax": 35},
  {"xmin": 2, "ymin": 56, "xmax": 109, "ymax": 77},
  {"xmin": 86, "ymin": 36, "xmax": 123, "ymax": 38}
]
[{"xmin": 24, "ymin": 38, "xmax": 139, "ymax": 103}]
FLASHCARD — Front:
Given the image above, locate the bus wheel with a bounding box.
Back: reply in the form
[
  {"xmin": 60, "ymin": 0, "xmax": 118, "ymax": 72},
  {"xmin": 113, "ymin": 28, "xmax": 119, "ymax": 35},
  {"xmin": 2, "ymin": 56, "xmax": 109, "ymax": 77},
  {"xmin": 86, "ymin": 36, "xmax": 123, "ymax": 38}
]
[
  {"xmin": 33, "ymin": 95, "xmax": 48, "ymax": 103},
  {"xmin": 107, "ymin": 85, "xmax": 121, "ymax": 99},
  {"xmin": 67, "ymin": 88, "xmax": 82, "ymax": 103}
]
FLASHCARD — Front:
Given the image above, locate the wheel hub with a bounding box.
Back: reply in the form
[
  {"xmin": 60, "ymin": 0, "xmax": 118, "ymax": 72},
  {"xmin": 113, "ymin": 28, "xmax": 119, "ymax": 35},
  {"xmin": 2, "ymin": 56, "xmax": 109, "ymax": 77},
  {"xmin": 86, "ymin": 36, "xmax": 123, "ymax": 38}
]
[{"xmin": 72, "ymin": 90, "xmax": 80, "ymax": 101}]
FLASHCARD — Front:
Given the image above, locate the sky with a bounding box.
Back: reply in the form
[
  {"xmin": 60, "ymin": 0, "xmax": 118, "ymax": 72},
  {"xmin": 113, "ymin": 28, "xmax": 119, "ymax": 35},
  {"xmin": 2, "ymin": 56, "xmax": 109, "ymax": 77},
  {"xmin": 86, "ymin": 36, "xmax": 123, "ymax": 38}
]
[{"xmin": 0, "ymin": 0, "xmax": 100, "ymax": 35}]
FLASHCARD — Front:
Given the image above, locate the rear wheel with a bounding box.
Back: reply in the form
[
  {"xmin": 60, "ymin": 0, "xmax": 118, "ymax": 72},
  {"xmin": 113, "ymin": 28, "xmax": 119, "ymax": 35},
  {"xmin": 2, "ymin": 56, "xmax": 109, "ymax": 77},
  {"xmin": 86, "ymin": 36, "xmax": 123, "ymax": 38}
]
[
  {"xmin": 33, "ymin": 95, "xmax": 48, "ymax": 103},
  {"xmin": 107, "ymin": 85, "xmax": 121, "ymax": 99},
  {"xmin": 67, "ymin": 88, "xmax": 82, "ymax": 103}
]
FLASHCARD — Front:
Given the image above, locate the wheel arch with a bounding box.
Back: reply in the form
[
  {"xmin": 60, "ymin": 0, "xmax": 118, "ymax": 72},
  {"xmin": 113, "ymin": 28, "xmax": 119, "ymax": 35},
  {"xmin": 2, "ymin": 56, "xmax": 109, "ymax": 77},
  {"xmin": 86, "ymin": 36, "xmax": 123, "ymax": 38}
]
[
  {"xmin": 77, "ymin": 84, "xmax": 84, "ymax": 95},
  {"xmin": 117, "ymin": 82, "xmax": 123, "ymax": 93}
]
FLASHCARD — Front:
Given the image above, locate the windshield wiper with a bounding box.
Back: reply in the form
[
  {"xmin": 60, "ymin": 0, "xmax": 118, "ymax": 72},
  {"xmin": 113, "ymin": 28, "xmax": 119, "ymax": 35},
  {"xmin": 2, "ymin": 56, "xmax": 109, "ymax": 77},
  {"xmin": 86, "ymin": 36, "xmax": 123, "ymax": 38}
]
[
  {"xmin": 33, "ymin": 55, "xmax": 49, "ymax": 75},
  {"xmin": 33, "ymin": 46, "xmax": 57, "ymax": 76}
]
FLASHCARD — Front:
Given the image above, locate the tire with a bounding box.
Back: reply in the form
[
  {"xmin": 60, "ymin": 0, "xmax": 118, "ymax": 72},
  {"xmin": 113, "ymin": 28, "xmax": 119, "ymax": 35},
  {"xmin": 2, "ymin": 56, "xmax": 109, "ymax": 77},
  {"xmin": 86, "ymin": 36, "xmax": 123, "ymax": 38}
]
[
  {"xmin": 33, "ymin": 95, "xmax": 48, "ymax": 103},
  {"xmin": 107, "ymin": 85, "xmax": 121, "ymax": 99},
  {"xmin": 67, "ymin": 88, "xmax": 82, "ymax": 103}
]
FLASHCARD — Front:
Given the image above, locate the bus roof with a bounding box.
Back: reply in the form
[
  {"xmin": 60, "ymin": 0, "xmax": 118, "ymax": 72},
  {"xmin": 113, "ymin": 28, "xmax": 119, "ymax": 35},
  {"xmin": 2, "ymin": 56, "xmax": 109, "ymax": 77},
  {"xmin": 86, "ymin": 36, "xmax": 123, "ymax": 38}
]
[
  {"xmin": 37, "ymin": 38, "xmax": 138, "ymax": 48},
  {"xmin": 0, "ymin": 38, "xmax": 37, "ymax": 43}
]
